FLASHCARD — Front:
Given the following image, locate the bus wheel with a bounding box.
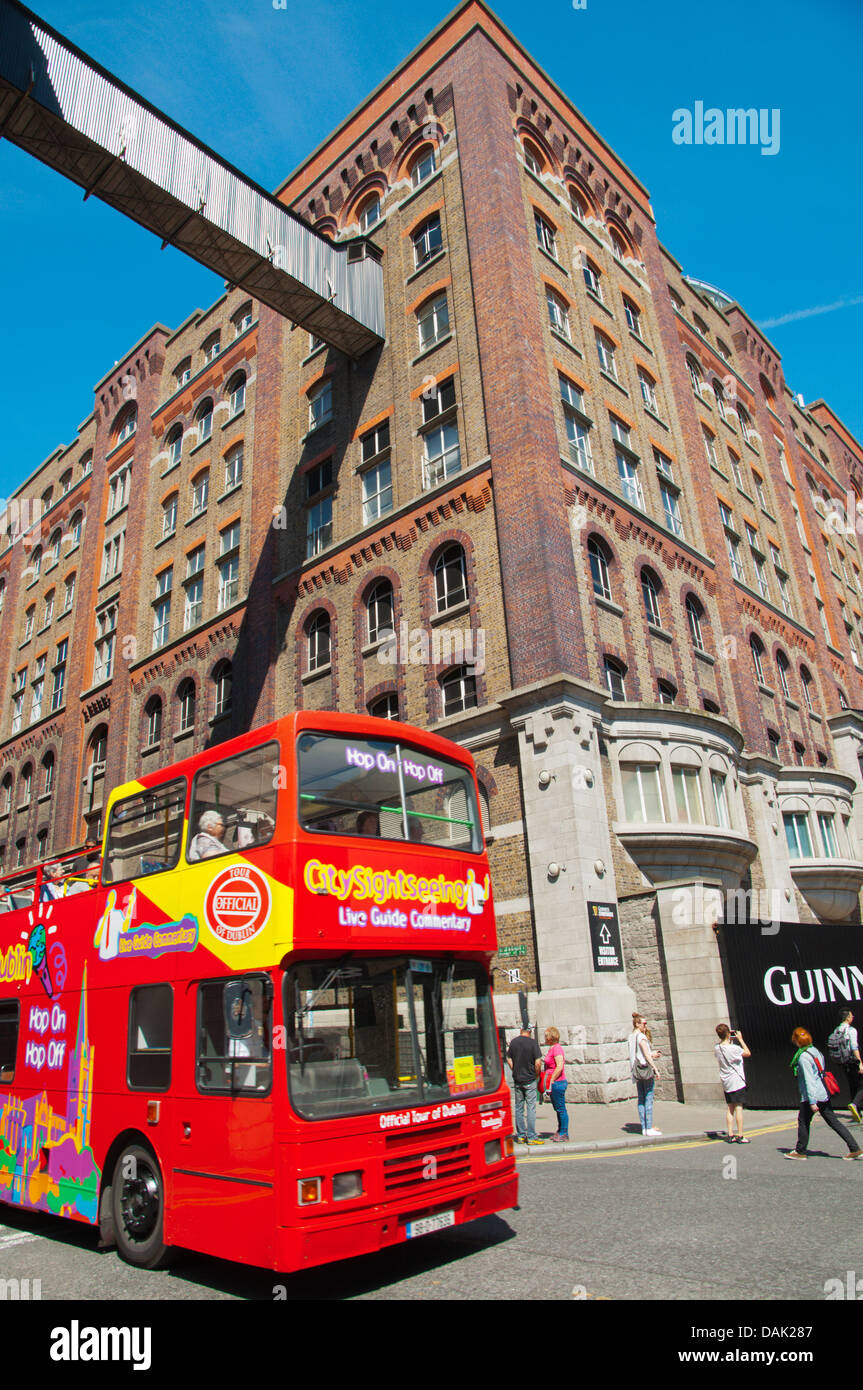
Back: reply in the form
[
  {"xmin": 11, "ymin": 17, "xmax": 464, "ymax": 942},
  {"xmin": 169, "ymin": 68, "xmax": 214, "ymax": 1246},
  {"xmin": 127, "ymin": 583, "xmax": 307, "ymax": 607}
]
[{"xmin": 111, "ymin": 1145, "xmax": 173, "ymax": 1270}]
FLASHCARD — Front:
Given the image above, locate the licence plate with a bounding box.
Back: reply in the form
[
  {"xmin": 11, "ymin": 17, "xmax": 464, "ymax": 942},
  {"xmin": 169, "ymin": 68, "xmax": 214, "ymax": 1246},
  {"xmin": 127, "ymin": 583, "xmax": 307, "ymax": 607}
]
[{"xmin": 405, "ymin": 1210, "xmax": 455, "ymax": 1239}]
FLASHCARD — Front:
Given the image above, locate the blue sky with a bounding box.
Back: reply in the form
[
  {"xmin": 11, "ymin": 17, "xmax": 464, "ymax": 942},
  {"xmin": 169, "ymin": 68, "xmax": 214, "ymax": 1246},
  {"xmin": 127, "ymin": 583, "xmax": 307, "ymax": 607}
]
[{"xmin": 1, "ymin": 0, "xmax": 861, "ymax": 496}]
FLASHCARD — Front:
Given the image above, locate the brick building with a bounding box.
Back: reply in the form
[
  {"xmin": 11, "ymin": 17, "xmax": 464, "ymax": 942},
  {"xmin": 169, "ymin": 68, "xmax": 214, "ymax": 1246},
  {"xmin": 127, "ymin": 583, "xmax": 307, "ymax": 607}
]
[{"xmin": 3, "ymin": 0, "xmax": 863, "ymax": 1101}]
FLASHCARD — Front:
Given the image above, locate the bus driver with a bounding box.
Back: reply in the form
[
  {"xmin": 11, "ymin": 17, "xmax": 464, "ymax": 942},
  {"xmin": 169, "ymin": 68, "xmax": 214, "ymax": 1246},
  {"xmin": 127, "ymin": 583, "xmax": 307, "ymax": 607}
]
[{"xmin": 188, "ymin": 810, "xmax": 229, "ymax": 861}]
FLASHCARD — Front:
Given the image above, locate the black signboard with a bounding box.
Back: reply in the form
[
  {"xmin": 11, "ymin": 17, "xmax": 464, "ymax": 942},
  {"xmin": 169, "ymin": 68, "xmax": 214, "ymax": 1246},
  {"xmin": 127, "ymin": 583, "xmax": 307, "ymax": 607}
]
[
  {"xmin": 718, "ymin": 919, "xmax": 863, "ymax": 1107},
  {"xmin": 588, "ymin": 901, "xmax": 624, "ymax": 972}
]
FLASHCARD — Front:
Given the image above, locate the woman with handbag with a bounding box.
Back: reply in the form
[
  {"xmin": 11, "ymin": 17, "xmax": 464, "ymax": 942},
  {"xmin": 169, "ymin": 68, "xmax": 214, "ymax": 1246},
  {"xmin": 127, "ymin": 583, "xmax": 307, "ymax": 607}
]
[
  {"xmin": 629, "ymin": 1013, "xmax": 662, "ymax": 1136},
  {"xmin": 785, "ymin": 1027, "xmax": 863, "ymax": 1161},
  {"xmin": 714, "ymin": 1023, "xmax": 751, "ymax": 1143},
  {"xmin": 542, "ymin": 1026, "xmax": 570, "ymax": 1143}
]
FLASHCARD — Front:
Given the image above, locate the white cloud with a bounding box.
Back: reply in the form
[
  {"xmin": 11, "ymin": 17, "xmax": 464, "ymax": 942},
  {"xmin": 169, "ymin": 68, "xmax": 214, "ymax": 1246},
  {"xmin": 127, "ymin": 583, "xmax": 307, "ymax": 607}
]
[{"xmin": 759, "ymin": 295, "xmax": 863, "ymax": 328}]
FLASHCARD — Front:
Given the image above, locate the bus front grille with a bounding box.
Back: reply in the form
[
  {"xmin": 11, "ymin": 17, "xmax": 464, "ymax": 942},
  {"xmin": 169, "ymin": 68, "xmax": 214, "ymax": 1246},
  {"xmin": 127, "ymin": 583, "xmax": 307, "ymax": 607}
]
[{"xmin": 383, "ymin": 1142, "xmax": 471, "ymax": 1193}]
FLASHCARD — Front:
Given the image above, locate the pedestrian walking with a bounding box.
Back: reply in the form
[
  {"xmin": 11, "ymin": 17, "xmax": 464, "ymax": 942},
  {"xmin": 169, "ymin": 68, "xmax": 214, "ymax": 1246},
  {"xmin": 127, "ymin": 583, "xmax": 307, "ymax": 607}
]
[
  {"xmin": 629, "ymin": 1013, "xmax": 662, "ymax": 1136},
  {"xmin": 714, "ymin": 1023, "xmax": 751, "ymax": 1142},
  {"xmin": 827, "ymin": 1009, "xmax": 863, "ymax": 1124},
  {"xmin": 785, "ymin": 1027, "xmax": 863, "ymax": 1161},
  {"xmin": 506, "ymin": 1026, "xmax": 544, "ymax": 1146},
  {"xmin": 542, "ymin": 1026, "xmax": 569, "ymax": 1142}
]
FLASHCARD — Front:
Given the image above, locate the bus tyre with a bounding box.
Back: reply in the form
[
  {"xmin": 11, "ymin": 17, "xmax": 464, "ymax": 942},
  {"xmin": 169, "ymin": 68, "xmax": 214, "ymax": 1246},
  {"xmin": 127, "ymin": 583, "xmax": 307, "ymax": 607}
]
[{"xmin": 111, "ymin": 1145, "xmax": 173, "ymax": 1270}]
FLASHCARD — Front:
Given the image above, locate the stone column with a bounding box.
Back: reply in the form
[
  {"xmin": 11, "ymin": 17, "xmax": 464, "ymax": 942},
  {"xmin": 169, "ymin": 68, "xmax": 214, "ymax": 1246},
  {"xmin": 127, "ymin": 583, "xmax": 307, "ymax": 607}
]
[
  {"xmin": 502, "ymin": 676, "xmax": 637, "ymax": 1102},
  {"xmin": 653, "ymin": 878, "xmax": 733, "ymax": 1103}
]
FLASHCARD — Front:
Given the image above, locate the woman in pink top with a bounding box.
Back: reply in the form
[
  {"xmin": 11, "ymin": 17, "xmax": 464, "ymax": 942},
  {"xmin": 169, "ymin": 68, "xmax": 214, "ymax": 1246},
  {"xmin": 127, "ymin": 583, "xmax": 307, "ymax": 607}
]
[{"xmin": 543, "ymin": 1026, "xmax": 569, "ymax": 1142}]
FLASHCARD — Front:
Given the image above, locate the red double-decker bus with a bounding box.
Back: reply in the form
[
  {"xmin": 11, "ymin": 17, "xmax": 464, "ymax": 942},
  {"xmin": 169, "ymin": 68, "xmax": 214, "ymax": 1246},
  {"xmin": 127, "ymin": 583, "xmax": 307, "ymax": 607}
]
[{"xmin": 0, "ymin": 712, "xmax": 517, "ymax": 1272}]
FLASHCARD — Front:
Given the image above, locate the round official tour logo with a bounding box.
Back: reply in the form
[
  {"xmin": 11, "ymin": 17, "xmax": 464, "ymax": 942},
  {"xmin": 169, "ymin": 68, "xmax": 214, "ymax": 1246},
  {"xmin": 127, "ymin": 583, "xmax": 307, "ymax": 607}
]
[{"xmin": 204, "ymin": 865, "xmax": 271, "ymax": 945}]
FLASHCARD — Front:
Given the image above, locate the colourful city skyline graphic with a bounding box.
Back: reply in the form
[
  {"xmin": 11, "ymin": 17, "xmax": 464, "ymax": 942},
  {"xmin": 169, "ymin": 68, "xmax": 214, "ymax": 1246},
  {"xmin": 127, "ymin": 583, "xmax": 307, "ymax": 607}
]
[{"xmin": 0, "ymin": 962, "xmax": 99, "ymax": 1222}]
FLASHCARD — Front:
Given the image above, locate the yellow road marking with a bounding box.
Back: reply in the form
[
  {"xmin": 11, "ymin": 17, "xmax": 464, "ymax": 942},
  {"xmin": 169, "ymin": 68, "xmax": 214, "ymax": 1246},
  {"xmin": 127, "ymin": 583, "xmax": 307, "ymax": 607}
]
[{"xmin": 519, "ymin": 1120, "xmax": 798, "ymax": 1163}]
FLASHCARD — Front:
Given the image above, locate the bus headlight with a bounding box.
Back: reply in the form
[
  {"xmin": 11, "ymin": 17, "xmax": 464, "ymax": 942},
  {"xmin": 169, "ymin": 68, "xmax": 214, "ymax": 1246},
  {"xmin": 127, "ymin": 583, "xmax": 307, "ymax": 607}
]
[
  {"xmin": 333, "ymin": 1170, "xmax": 363, "ymax": 1200},
  {"xmin": 484, "ymin": 1139, "xmax": 503, "ymax": 1165}
]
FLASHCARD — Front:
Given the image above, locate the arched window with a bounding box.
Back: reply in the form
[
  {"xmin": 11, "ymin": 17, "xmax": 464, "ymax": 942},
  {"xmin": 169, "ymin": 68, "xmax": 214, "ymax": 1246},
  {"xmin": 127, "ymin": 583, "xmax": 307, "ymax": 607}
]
[
  {"xmin": 434, "ymin": 544, "xmax": 467, "ymax": 612},
  {"xmin": 686, "ymin": 355, "xmax": 704, "ymax": 398},
  {"xmin": 604, "ymin": 657, "xmax": 626, "ymax": 701},
  {"xmin": 367, "ymin": 579, "xmax": 394, "ymax": 644},
  {"xmin": 569, "ymin": 186, "xmax": 588, "ymax": 221},
  {"xmin": 60, "ymin": 469, "xmax": 73, "ymax": 496},
  {"xmin": 608, "ymin": 227, "xmax": 628, "ymax": 261},
  {"xmin": 1, "ymin": 774, "xmax": 11, "ymax": 815},
  {"xmin": 657, "ymin": 680, "xmax": 677, "ymax": 705},
  {"xmin": 88, "ymin": 726, "xmax": 108, "ymax": 773},
  {"xmin": 713, "ymin": 380, "xmax": 728, "ymax": 421},
  {"xmin": 175, "ymin": 357, "xmax": 192, "ymax": 387},
  {"xmin": 213, "ymin": 660, "xmax": 233, "ymax": 718},
  {"xmin": 233, "ymin": 302, "xmax": 253, "ymax": 337},
  {"xmin": 177, "ymin": 680, "xmax": 196, "ymax": 734},
  {"xmin": 49, "ymin": 529, "xmax": 62, "ymax": 566},
  {"xmin": 308, "ymin": 611, "xmax": 331, "ymax": 672},
  {"xmin": 686, "ymin": 595, "xmax": 706, "ymax": 652},
  {"xmin": 587, "ymin": 537, "xmax": 612, "ymax": 601},
  {"xmin": 166, "ymin": 424, "xmax": 183, "ymax": 467},
  {"xmin": 202, "ymin": 333, "xmax": 221, "ymax": 364},
  {"xmin": 369, "ymin": 692, "xmax": 399, "ymax": 720},
  {"xmin": 641, "ymin": 569, "xmax": 662, "ymax": 627},
  {"xmin": 41, "ymin": 753, "xmax": 55, "ymax": 797},
  {"xmin": 195, "ymin": 398, "xmax": 213, "ymax": 443},
  {"xmin": 738, "ymin": 405, "xmax": 755, "ymax": 445},
  {"xmin": 800, "ymin": 666, "xmax": 814, "ymax": 711},
  {"xmin": 750, "ymin": 636, "xmax": 766, "ymax": 684},
  {"xmin": 227, "ymin": 371, "xmax": 246, "ymax": 419},
  {"xmin": 521, "ymin": 138, "xmax": 545, "ymax": 175},
  {"xmin": 410, "ymin": 145, "xmax": 438, "ymax": 187},
  {"xmin": 68, "ymin": 512, "xmax": 84, "ymax": 547},
  {"xmin": 114, "ymin": 403, "xmax": 137, "ymax": 444},
  {"xmin": 145, "ymin": 696, "xmax": 162, "ymax": 747},
  {"xmin": 30, "ymin": 546, "xmax": 42, "ymax": 580},
  {"xmin": 19, "ymin": 764, "xmax": 33, "ymax": 806},
  {"xmin": 776, "ymin": 650, "xmax": 791, "ymax": 699},
  {"xmin": 837, "ymin": 686, "xmax": 849, "ymax": 710},
  {"xmin": 357, "ymin": 193, "xmax": 382, "ymax": 231},
  {"xmin": 440, "ymin": 665, "xmax": 478, "ymax": 717}
]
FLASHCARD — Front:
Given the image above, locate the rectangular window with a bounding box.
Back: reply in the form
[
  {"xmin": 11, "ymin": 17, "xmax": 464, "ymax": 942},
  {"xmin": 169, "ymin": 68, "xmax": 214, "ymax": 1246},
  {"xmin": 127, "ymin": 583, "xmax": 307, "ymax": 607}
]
[
  {"xmin": 105, "ymin": 777, "xmax": 186, "ymax": 883},
  {"xmin": 361, "ymin": 421, "xmax": 390, "ymax": 464},
  {"xmin": 596, "ymin": 332, "xmax": 617, "ymax": 379},
  {"xmin": 305, "ymin": 497, "xmax": 333, "ymax": 559},
  {"xmin": 305, "ymin": 459, "xmax": 333, "ymax": 499},
  {"xmin": 620, "ymin": 764, "xmax": 664, "ymax": 823},
  {"xmin": 784, "ymin": 811, "xmax": 814, "ymax": 859},
  {"xmin": 51, "ymin": 640, "xmax": 67, "ymax": 711},
  {"xmin": 309, "ymin": 380, "xmax": 333, "ymax": 431},
  {"xmin": 638, "ymin": 371, "xmax": 658, "ymax": 413},
  {"xmin": 187, "ymin": 741, "xmax": 278, "ymax": 863},
  {"xmin": 559, "ymin": 376, "xmax": 593, "ymax": 474},
  {"xmin": 128, "ymin": 985, "xmax": 173, "ymax": 1091},
  {"xmin": 224, "ymin": 447, "xmax": 243, "ymax": 491},
  {"xmin": 534, "ymin": 210, "xmax": 557, "ymax": 257},
  {"xmin": 0, "ymin": 1001, "xmax": 19, "ymax": 1084},
  {"xmin": 818, "ymin": 812, "xmax": 838, "ymax": 859},
  {"xmin": 162, "ymin": 497, "xmax": 178, "ymax": 539},
  {"xmin": 617, "ymin": 453, "xmax": 643, "ymax": 509},
  {"xmin": 660, "ymin": 482, "xmax": 683, "ymax": 537},
  {"xmin": 197, "ymin": 976, "xmax": 273, "ymax": 1094},
  {"xmin": 191, "ymin": 473, "xmax": 209, "ymax": 517},
  {"xmin": 362, "ymin": 458, "xmax": 393, "ymax": 524},
  {"xmin": 413, "ymin": 213, "xmax": 443, "ymax": 268},
  {"xmin": 184, "ymin": 575, "xmax": 204, "ymax": 630},
  {"xmin": 418, "ymin": 293, "xmax": 450, "ymax": 351},
  {"xmin": 711, "ymin": 772, "xmax": 730, "ymax": 828},
  {"xmin": 423, "ymin": 422, "xmax": 461, "ymax": 489},
  {"xmin": 673, "ymin": 766, "xmax": 705, "ymax": 824},
  {"xmin": 217, "ymin": 553, "xmax": 240, "ymax": 610}
]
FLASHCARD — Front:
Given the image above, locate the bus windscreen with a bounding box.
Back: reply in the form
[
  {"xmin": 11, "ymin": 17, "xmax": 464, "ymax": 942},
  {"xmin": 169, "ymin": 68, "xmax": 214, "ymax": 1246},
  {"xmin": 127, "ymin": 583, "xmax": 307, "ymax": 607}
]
[
  {"xmin": 297, "ymin": 732, "xmax": 482, "ymax": 851},
  {"xmin": 285, "ymin": 957, "xmax": 501, "ymax": 1119}
]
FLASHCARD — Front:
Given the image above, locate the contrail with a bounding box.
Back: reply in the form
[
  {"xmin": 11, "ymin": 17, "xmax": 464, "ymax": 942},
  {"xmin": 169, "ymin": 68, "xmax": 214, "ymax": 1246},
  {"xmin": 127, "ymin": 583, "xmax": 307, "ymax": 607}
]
[{"xmin": 759, "ymin": 295, "xmax": 863, "ymax": 328}]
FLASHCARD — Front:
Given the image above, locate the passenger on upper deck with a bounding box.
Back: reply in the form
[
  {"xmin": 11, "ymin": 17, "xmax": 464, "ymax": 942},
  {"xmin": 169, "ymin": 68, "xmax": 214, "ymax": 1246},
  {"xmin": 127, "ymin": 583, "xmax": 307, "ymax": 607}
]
[{"xmin": 188, "ymin": 810, "xmax": 228, "ymax": 861}]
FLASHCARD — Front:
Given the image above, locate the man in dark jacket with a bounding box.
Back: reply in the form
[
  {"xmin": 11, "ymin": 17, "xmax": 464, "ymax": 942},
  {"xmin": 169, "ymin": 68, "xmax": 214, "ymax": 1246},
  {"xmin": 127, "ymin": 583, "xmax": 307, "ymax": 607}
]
[{"xmin": 506, "ymin": 1027, "xmax": 544, "ymax": 1145}]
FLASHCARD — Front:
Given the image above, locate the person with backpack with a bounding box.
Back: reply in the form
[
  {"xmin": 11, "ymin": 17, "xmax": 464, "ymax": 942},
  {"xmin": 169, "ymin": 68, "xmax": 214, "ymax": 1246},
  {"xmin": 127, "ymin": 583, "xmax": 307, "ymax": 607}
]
[
  {"xmin": 827, "ymin": 1010, "xmax": 863, "ymax": 1124},
  {"xmin": 785, "ymin": 1026, "xmax": 863, "ymax": 1161}
]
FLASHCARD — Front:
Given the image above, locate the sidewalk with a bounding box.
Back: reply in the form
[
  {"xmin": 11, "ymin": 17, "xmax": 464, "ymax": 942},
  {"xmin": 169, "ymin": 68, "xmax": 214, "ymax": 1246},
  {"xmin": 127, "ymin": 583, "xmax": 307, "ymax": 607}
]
[{"xmin": 511, "ymin": 1096, "xmax": 806, "ymax": 1157}]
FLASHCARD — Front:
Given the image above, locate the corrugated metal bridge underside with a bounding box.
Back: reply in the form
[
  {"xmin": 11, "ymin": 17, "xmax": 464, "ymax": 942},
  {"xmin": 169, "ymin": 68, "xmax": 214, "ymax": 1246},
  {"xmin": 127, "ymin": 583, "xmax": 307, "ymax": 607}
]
[{"xmin": 0, "ymin": 0, "xmax": 385, "ymax": 359}]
